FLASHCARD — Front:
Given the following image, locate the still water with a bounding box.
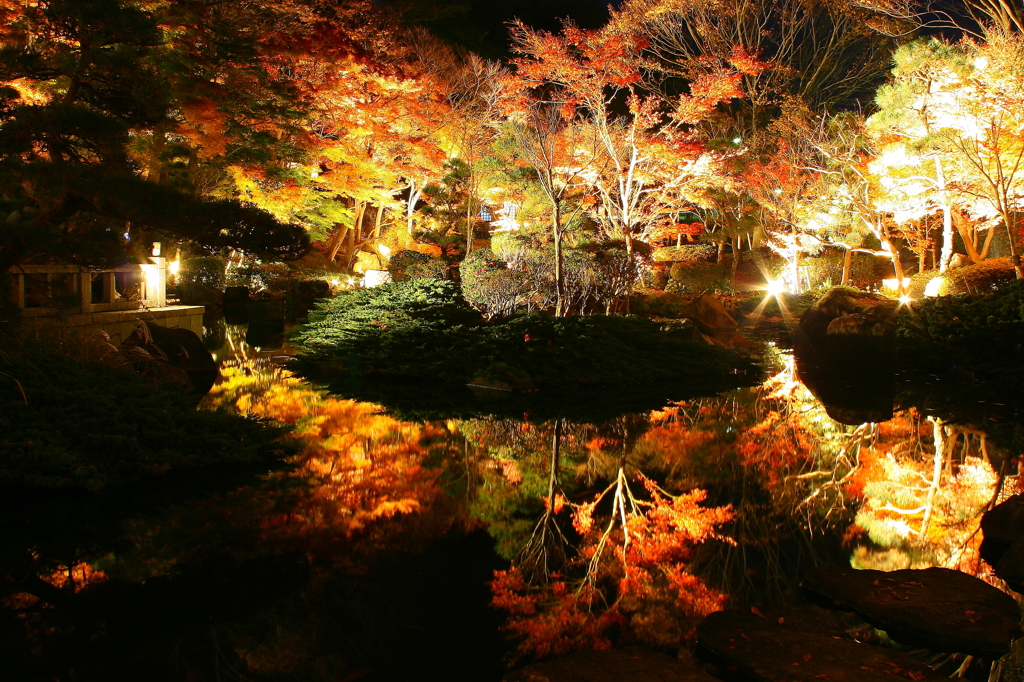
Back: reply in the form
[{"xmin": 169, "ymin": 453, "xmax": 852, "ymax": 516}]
[{"xmin": 6, "ymin": 316, "xmax": 1019, "ymax": 681}]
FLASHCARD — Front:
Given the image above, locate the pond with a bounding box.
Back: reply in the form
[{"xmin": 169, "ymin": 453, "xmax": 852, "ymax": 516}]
[{"xmin": 3, "ymin": 311, "xmax": 1019, "ymax": 681}]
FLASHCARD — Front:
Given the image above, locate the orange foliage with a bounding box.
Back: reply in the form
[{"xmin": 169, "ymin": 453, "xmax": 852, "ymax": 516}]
[{"xmin": 491, "ymin": 471, "xmax": 730, "ymax": 661}]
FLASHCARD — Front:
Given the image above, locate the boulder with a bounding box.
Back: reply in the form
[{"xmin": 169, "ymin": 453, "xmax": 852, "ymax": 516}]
[
  {"xmin": 122, "ymin": 320, "xmax": 219, "ymax": 396},
  {"xmin": 688, "ymin": 295, "xmax": 739, "ymax": 345},
  {"xmin": 222, "ymin": 286, "xmax": 250, "ymax": 322},
  {"xmin": 980, "ymin": 494, "xmax": 1024, "ymax": 593},
  {"xmin": 176, "ymin": 281, "xmax": 223, "ymax": 308},
  {"xmin": 697, "ymin": 605, "xmax": 947, "ymax": 682},
  {"xmin": 294, "ymin": 279, "xmax": 332, "ymax": 318},
  {"xmin": 247, "ymin": 298, "xmax": 285, "ymax": 333},
  {"xmin": 801, "ymin": 566, "xmax": 1022, "ymax": 658},
  {"xmin": 505, "ymin": 646, "xmax": 717, "ymax": 682},
  {"xmin": 794, "ymin": 288, "xmax": 899, "ymax": 424}
]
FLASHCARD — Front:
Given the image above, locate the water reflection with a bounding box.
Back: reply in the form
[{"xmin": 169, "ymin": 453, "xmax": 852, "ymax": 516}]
[{"xmin": 5, "ymin": 320, "xmax": 1015, "ymax": 680}]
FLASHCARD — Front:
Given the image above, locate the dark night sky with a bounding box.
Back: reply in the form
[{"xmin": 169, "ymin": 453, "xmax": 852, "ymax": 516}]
[{"xmin": 393, "ymin": 0, "xmax": 614, "ymax": 59}]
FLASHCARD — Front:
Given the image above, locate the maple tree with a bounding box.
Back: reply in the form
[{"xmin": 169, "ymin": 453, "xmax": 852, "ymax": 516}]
[
  {"xmin": 0, "ymin": 0, "xmax": 312, "ymax": 277},
  {"xmin": 491, "ymin": 469, "xmax": 731, "ymax": 660}
]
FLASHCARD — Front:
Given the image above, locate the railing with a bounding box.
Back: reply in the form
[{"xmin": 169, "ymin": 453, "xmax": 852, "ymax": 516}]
[{"xmin": 7, "ymin": 258, "xmax": 166, "ymax": 317}]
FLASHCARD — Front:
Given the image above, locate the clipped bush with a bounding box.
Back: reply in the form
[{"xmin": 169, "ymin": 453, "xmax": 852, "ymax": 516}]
[
  {"xmin": 668, "ymin": 261, "xmax": 731, "ymax": 295},
  {"xmin": 803, "ymin": 254, "xmax": 875, "ymax": 290},
  {"xmin": 387, "ymin": 249, "xmax": 449, "ymax": 282},
  {"xmin": 907, "ymin": 270, "xmax": 945, "ymax": 299},
  {"xmin": 292, "ymin": 280, "xmax": 757, "ymax": 392},
  {"xmin": 179, "ymin": 256, "xmax": 226, "ymax": 290},
  {"xmin": 945, "ymin": 257, "xmax": 1017, "ymax": 294},
  {"xmin": 651, "ymin": 244, "xmax": 716, "ymax": 263},
  {"xmin": 897, "ymin": 279, "xmax": 1024, "ymax": 382},
  {"xmin": 641, "ymin": 263, "xmax": 671, "ymax": 290}
]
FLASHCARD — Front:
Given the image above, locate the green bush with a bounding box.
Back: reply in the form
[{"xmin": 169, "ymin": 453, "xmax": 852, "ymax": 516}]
[
  {"xmin": 668, "ymin": 261, "xmax": 731, "ymax": 295},
  {"xmin": 460, "ymin": 248, "xmax": 530, "ymax": 317},
  {"xmin": 897, "ymin": 279, "xmax": 1024, "ymax": 382},
  {"xmin": 803, "ymin": 254, "xmax": 875, "ymax": 290},
  {"xmin": 179, "ymin": 256, "xmax": 226, "ymax": 290},
  {"xmin": 225, "ymin": 260, "xmax": 291, "ymax": 290},
  {"xmin": 651, "ymin": 244, "xmax": 716, "ymax": 263},
  {"xmin": 292, "ymin": 280, "xmax": 757, "ymax": 391},
  {"xmin": 291, "ymin": 279, "xmax": 485, "ymax": 380},
  {"xmin": 388, "ymin": 249, "xmax": 448, "ymax": 282},
  {"xmin": 0, "ymin": 351, "xmax": 292, "ymax": 491},
  {"xmin": 946, "ymin": 257, "xmax": 1017, "ymax": 294},
  {"xmin": 907, "ymin": 270, "xmax": 944, "ymax": 299},
  {"xmin": 641, "ymin": 263, "xmax": 671, "ymax": 290}
]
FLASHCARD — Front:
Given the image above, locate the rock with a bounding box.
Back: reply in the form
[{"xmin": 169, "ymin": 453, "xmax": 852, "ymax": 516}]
[
  {"xmin": 294, "ymin": 279, "xmax": 332, "ymax": 318},
  {"xmin": 247, "ymin": 298, "xmax": 285, "ymax": 332},
  {"xmin": 122, "ymin": 320, "xmax": 219, "ymax": 396},
  {"xmin": 696, "ymin": 605, "xmax": 947, "ymax": 682},
  {"xmin": 980, "ymin": 494, "xmax": 1024, "ymax": 593},
  {"xmin": 177, "ymin": 281, "xmax": 223, "ymax": 308},
  {"xmin": 504, "ymin": 646, "xmax": 717, "ymax": 682},
  {"xmin": 223, "ymin": 286, "xmax": 249, "ymax": 322},
  {"xmin": 352, "ymin": 250, "xmax": 384, "ymax": 273},
  {"xmin": 794, "ymin": 288, "xmax": 899, "ymax": 424},
  {"xmin": 801, "ymin": 566, "xmax": 1021, "ymax": 658},
  {"xmin": 688, "ymin": 295, "xmax": 738, "ymax": 345}
]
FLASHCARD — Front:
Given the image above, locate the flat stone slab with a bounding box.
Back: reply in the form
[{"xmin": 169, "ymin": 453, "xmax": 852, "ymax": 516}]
[
  {"xmin": 504, "ymin": 646, "xmax": 717, "ymax": 682},
  {"xmin": 802, "ymin": 566, "xmax": 1021, "ymax": 658},
  {"xmin": 697, "ymin": 606, "xmax": 947, "ymax": 682}
]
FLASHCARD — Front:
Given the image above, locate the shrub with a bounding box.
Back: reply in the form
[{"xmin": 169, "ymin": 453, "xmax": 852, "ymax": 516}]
[
  {"xmin": 179, "ymin": 256, "xmax": 226, "ymax": 290},
  {"xmin": 651, "ymin": 244, "xmax": 716, "ymax": 263},
  {"xmin": 291, "ymin": 279, "xmax": 485, "ymax": 380},
  {"xmin": 668, "ymin": 261, "xmax": 731, "ymax": 295},
  {"xmin": 291, "ymin": 280, "xmax": 758, "ymax": 392},
  {"xmin": 0, "ymin": 350, "xmax": 292, "ymax": 491},
  {"xmin": 897, "ymin": 279, "xmax": 1024, "ymax": 381},
  {"xmin": 225, "ymin": 260, "xmax": 292, "ymax": 291},
  {"xmin": 907, "ymin": 270, "xmax": 945, "ymax": 299},
  {"xmin": 387, "ymin": 249, "xmax": 449, "ymax": 282},
  {"xmin": 641, "ymin": 263, "xmax": 671, "ymax": 290},
  {"xmin": 945, "ymin": 257, "xmax": 1017, "ymax": 294},
  {"xmin": 803, "ymin": 254, "xmax": 875, "ymax": 290},
  {"xmin": 461, "ymin": 248, "xmax": 531, "ymax": 318}
]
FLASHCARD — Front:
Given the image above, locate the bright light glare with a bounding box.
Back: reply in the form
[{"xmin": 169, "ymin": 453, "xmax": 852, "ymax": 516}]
[
  {"xmin": 732, "ymin": 137, "xmax": 742, "ymax": 144},
  {"xmin": 377, "ymin": 244, "xmax": 392, "ymax": 258},
  {"xmin": 329, "ymin": 278, "xmax": 340, "ymax": 287},
  {"xmin": 765, "ymin": 280, "xmax": 787, "ymax": 296},
  {"xmin": 882, "ymin": 277, "xmax": 911, "ymax": 291},
  {"xmin": 347, "ymin": 277, "xmax": 355, "ymax": 286},
  {"xmin": 899, "ymin": 295, "xmax": 912, "ymax": 305},
  {"xmin": 924, "ymin": 276, "xmax": 945, "ymax": 297},
  {"xmin": 168, "ymin": 260, "xmax": 180, "ymax": 276}
]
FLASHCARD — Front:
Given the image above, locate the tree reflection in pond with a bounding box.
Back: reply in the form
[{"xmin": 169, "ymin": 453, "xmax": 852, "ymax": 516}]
[{"xmin": 6, "ymin": 322, "xmax": 1014, "ymax": 680}]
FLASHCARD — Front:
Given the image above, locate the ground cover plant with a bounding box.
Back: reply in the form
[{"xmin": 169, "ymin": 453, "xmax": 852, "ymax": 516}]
[
  {"xmin": 291, "ymin": 279, "xmax": 760, "ymax": 398},
  {"xmin": 0, "ymin": 349, "xmax": 293, "ymax": 491}
]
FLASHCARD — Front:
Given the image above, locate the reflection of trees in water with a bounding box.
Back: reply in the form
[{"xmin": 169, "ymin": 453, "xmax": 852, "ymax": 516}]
[{"xmin": 851, "ymin": 415, "xmax": 1011, "ymax": 575}]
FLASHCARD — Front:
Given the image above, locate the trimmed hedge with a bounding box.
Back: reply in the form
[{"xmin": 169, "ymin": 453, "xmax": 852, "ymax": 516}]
[
  {"xmin": 668, "ymin": 261, "xmax": 732, "ymax": 295},
  {"xmin": 179, "ymin": 256, "xmax": 226, "ymax": 290},
  {"xmin": 292, "ymin": 279, "xmax": 758, "ymax": 392},
  {"xmin": 387, "ymin": 249, "xmax": 449, "ymax": 282},
  {"xmin": 652, "ymin": 244, "xmax": 716, "ymax": 263}
]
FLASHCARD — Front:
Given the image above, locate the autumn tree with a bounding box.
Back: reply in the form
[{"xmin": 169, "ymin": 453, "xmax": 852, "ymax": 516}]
[
  {"xmin": 492, "ymin": 471, "xmax": 732, "ymax": 659},
  {"xmin": 508, "ymin": 21, "xmax": 755, "ymax": 264},
  {"xmin": 0, "ymin": 0, "xmax": 310, "ymax": 277},
  {"xmin": 611, "ymin": 0, "xmax": 907, "ymax": 143}
]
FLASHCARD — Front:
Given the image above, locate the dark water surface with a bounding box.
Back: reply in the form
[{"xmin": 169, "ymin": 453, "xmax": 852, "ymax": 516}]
[{"xmin": 3, "ymin": 315, "xmax": 1017, "ymax": 681}]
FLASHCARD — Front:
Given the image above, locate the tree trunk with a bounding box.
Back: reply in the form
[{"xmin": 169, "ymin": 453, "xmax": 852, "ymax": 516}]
[
  {"xmin": 1003, "ymin": 212, "xmax": 1024, "ymax": 279},
  {"xmin": 936, "ymin": 158, "xmax": 955, "ymax": 272},
  {"xmin": 920, "ymin": 419, "xmax": 945, "ymax": 537},
  {"xmin": 406, "ymin": 184, "xmax": 422, "ymax": 236},
  {"xmin": 730, "ymin": 235, "xmax": 741, "ymax": 282},
  {"xmin": 553, "ymin": 203, "xmax": 565, "ymax": 318},
  {"xmin": 841, "ymin": 248, "xmax": 853, "ymax": 286}
]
